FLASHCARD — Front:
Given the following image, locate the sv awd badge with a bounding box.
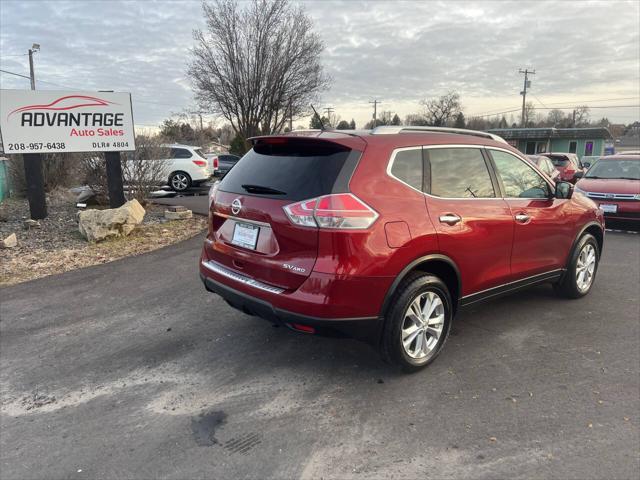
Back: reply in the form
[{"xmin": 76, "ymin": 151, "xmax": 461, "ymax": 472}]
[{"xmin": 283, "ymin": 263, "xmax": 306, "ymax": 273}]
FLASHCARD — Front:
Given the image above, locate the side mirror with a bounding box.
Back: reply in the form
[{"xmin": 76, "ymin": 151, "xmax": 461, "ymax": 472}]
[
  {"xmin": 574, "ymin": 171, "xmax": 584, "ymax": 179},
  {"xmin": 582, "ymin": 161, "xmax": 591, "ymax": 169},
  {"xmin": 555, "ymin": 181, "xmax": 574, "ymax": 199}
]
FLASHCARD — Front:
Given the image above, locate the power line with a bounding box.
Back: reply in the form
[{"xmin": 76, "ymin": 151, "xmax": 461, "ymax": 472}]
[
  {"xmin": 0, "ymin": 68, "xmax": 31, "ymax": 80},
  {"xmin": 0, "ymin": 69, "xmax": 188, "ymax": 109},
  {"xmin": 469, "ymin": 96, "xmax": 640, "ymax": 117}
]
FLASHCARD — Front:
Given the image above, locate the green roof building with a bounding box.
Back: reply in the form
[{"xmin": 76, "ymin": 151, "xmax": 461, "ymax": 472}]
[{"xmin": 487, "ymin": 127, "xmax": 612, "ymax": 159}]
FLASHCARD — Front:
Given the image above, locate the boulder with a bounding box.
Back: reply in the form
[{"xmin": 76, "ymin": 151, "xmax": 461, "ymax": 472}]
[
  {"xmin": 164, "ymin": 209, "xmax": 193, "ymax": 220},
  {"xmin": 78, "ymin": 199, "xmax": 145, "ymax": 242},
  {"xmin": 1, "ymin": 233, "xmax": 17, "ymax": 249}
]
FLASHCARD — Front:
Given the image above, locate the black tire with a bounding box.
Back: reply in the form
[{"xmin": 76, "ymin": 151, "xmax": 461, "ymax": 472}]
[
  {"xmin": 169, "ymin": 171, "xmax": 192, "ymax": 192},
  {"xmin": 554, "ymin": 233, "xmax": 600, "ymax": 299},
  {"xmin": 381, "ymin": 273, "xmax": 453, "ymax": 373}
]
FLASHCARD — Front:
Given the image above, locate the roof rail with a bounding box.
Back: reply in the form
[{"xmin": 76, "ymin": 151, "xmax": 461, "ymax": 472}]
[{"xmin": 371, "ymin": 125, "xmax": 508, "ymax": 144}]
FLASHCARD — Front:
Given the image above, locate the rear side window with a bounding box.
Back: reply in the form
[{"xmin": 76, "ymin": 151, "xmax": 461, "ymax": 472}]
[
  {"xmin": 390, "ymin": 149, "xmax": 423, "ymax": 190},
  {"xmin": 426, "ymin": 148, "xmax": 495, "ymax": 198},
  {"xmin": 218, "ymin": 140, "xmax": 360, "ymax": 201},
  {"xmin": 171, "ymin": 148, "xmax": 192, "ymax": 159},
  {"xmin": 491, "ymin": 150, "xmax": 550, "ymax": 198}
]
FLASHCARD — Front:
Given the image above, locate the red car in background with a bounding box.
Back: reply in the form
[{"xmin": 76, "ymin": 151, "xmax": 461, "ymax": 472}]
[
  {"xmin": 526, "ymin": 155, "xmax": 560, "ymax": 182},
  {"xmin": 575, "ymin": 154, "xmax": 640, "ymax": 222},
  {"xmin": 541, "ymin": 152, "xmax": 584, "ymax": 183}
]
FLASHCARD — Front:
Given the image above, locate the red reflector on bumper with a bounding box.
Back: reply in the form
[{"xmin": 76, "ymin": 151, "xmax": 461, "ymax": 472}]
[{"xmin": 289, "ymin": 323, "xmax": 315, "ymax": 334}]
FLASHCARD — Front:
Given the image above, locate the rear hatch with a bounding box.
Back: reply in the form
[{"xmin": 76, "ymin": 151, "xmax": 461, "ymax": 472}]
[
  {"xmin": 208, "ymin": 137, "xmax": 362, "ymax": 291},
  {"xmin": 545, "ymin": 155, "xmax": 572, "ymax": 178}
]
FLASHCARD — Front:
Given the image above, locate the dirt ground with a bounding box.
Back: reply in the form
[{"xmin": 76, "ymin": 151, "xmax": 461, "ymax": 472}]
[{"xmin": 0, "ymin": 193, "xmax": 207, "ymax": 286}]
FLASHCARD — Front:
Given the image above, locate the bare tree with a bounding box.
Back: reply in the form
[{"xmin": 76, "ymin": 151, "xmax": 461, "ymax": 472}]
[
  {"xmin": 121, "ymin": 135, "xmax": 169, "ymax": 205},
  {"xmin": 546, "ymin": 109, "xmax": 566, "ymax": 127},
  {"xmin": 524, "ymin": 101, "xmax": 537, "ymax": 127},
  {"xmin": 188, "ymin": 0, "xmax": 329, "ymax": 147},
  {"xmin": 573, "ymin": 105, "xmax": 590, "ymax": 127},
  {"xmin": 81, "ymin": 136, "xmax": 169, "ymax": 205},
  {"xmin": 420, "ymin": 91, "xmax": 462, "ymax": 126},
  {"xmin": 404, "ymin": 113, "xmax": 429, "ymax": 126}
]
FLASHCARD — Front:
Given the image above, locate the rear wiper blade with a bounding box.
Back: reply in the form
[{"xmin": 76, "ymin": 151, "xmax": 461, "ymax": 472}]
[{"xmin": 241, "ymin": 184, "xmax": 287, "ymax": 195}]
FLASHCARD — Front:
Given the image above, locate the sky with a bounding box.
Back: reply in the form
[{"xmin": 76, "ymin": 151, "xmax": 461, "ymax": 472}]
[{"xmin": 1, "ymin": 0, "xmax": 639, "ymax": 131}]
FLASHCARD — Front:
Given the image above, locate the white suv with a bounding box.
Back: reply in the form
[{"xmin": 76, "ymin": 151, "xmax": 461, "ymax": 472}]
[{"xmin": 161, "ymin": 144, "xmax": 213, "ymax": 192}]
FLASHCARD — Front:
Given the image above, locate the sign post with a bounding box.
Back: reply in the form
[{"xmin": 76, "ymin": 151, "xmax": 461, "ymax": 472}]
[
  {"xmin": 105, "ymin": 151, "xmax": 126, "ymax": 208},
  {"xmin": 0, "ymin": 90, "xmax": 136, "ymax": 214},
  {"xmin": 22, "ymin": 153, "xmax": 47, "ymax": 219}
]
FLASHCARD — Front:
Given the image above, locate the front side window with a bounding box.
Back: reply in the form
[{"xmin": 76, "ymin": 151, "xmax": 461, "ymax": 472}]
[
  {"xmin": 390, "ymin": 148, "xmax": 423, "ymax": 191},
  {"xmin": 491, "ymin": 150, "xmax": 550, "ymax": 199},
  {"xmin": 426, "ymin": 148, "xmax": 495, "ymax": 198}
]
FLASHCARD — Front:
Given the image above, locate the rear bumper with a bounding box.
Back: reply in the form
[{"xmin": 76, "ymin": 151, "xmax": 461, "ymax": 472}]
[{"xmin": 200, "ymin": 272, "xmax": 382, "ymax": 343}]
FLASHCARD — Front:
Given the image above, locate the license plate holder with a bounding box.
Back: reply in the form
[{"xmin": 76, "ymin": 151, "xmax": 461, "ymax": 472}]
[
  {"xmin": 600, "ymin": 203, "xmax": 618, "ymax": 213},
  {"xmin": 231, "ymin": 222, "xmax": 260, "ymax": 250}
]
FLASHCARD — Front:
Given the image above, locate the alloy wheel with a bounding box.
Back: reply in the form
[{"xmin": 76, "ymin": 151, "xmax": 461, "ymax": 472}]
[
  {"xmin": 576, "ymin": 243, "xmax": 596, "ymax": 293},
  {"xmin": 401, "ymin": 291, "xmax": 445, "ymax": 359},
  {"xmin": 171, "ymin": 173, "xmax": 189, "ymax": 191}
]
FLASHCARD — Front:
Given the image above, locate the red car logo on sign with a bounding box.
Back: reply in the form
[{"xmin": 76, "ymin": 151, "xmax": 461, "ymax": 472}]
[{"xmin": 8, "ymin": 95, "xmax": 115, "ymax": 119}]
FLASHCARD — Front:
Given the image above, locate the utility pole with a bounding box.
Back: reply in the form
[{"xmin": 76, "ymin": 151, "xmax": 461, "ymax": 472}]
[
  {"xmin": 323, "ymin": 107, "xmax": 334, "ymax": 127},
  {"xmin": 369, "ymin": 100, "xmax": 381, "ymax": 128},
  {"xmin": 24, "ymin": 43, "xmax": 47, "ymax": 219},
  {"xmin": 28, "ymin": 43, "xmax": 39, "ymax": 90},
  {"xmin": 288, "ymin": 99, "xmax": 293, "ymax": 132},
  {"xmin": 519, "ymin": 68, "xmax": 535, "ymax": 127}
]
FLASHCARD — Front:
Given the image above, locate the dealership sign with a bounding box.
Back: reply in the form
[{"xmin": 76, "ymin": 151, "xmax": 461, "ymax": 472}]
[{"xmin": 0, "ymin": 90, "xmax": 136, "ymax": 153}]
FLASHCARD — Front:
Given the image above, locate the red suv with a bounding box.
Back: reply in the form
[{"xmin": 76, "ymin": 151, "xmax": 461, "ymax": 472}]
[{"xmin": 200, "ymin": 127, "xmax": 605, "ymax": 371}]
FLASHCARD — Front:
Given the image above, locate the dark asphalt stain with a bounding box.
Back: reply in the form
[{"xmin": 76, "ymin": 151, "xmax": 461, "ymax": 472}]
[{"xmin": 191, "ymin": 411, "xmax": 226, "ymax": 447}]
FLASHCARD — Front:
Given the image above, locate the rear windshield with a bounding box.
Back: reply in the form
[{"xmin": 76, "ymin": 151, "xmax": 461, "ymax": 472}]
[
  {"xmin": 193, "ymin": 148, "xmax": 206, "ymax": 160},
  {"xmin": 544, "ymin": 155, "xmax": 569, "ymax": 167},
  {"xmin": 218, "ymin": 140, "xmax": 360, "ymax": 200}
]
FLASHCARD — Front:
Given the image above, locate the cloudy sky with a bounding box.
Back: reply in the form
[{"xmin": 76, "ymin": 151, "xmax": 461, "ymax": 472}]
[{"xmin": 1, "ymin": 0, "xmax": 639, "ymax": 130}]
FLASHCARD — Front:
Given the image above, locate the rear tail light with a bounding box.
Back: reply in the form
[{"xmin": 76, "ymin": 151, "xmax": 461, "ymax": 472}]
[
  {"xmin": 193, "ymin": 160, "xmax": 207, "ymax": 168},
  {"xmin": 213, "ymin": 157, "xmax": 219, "ymax": 169},
  {"xmin": 283, "ymin": 193, "xmax": 378, "ymax": 230},
  {"xmin": 208, "ymin": 181, "xmax": 220, "ymax": 208}
]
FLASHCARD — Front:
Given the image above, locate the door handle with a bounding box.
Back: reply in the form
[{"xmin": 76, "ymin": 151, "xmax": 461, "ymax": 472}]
[
  {"xmin": 439, "ymin": 214, "xmax": 462, "ymax": 226},
  {"xmin": 515, "ymin": 213, "xmax": 530, "ymax": 223}
]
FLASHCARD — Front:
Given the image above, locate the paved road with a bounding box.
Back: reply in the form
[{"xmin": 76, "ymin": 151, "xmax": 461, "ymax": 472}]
[{"xmin": 1, "ymin": 232, "xmax": 638, "ymax": 479}]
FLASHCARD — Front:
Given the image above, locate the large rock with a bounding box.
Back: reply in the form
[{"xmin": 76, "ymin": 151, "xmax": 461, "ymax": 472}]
[
  {"xmin": 78, "ymin": 199, "xmax": 145, "ymax": 242},
  {"xmin": 1, "ymin": 233, "xmax": 17, "ymax": 249}
]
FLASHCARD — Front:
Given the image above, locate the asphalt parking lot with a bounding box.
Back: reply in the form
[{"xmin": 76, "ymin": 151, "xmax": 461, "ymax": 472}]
[{"xmin": 1, "ymin": 229, "xmax": 638, "ymax": 479}]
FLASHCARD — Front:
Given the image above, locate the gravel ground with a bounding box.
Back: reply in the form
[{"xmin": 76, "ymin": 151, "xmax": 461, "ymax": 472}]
[{"xmin": 0, "ymin": 192, "xmax": 207, "ymax": 286}]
